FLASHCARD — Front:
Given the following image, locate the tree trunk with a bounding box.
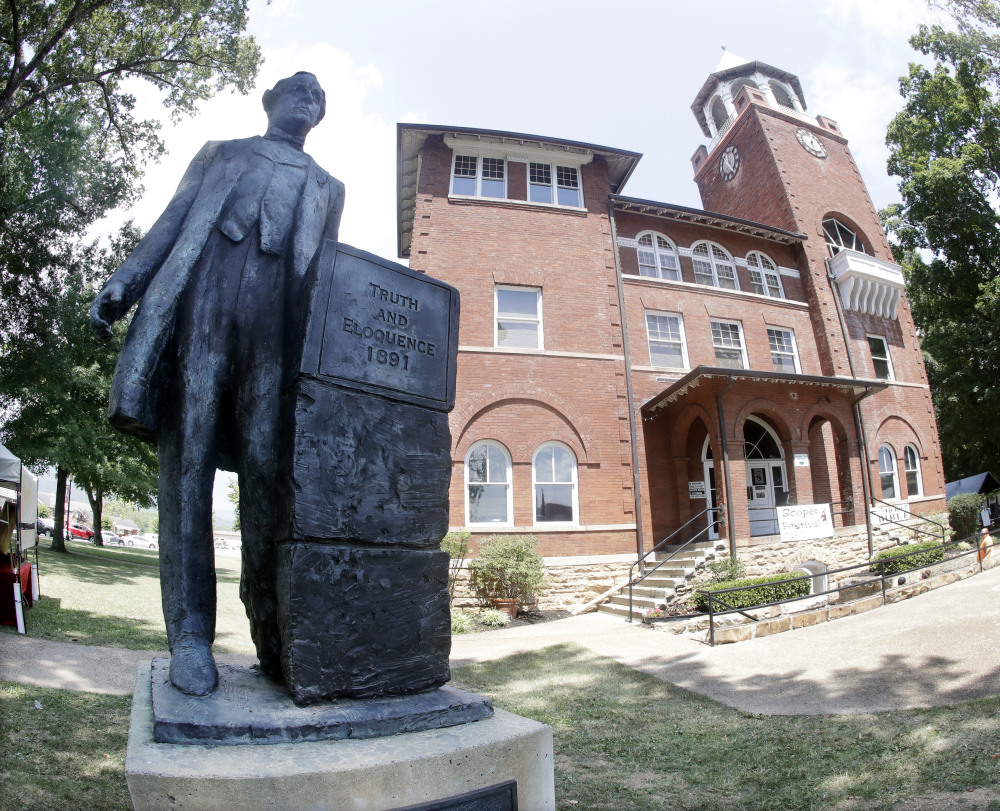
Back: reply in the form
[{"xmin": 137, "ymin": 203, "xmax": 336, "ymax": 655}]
[
  {"xmin": 51, "ymin": 465, "xmax": 68, "ymax": 553},
  {"xmin": 86, "ymin": 485, "xmax": 104, "ymax": 547}
]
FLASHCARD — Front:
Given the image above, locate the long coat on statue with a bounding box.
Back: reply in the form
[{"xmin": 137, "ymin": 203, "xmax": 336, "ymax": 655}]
[{"xmin": 100, "ymin": 136, "xmax": 345, "ymax": 446}]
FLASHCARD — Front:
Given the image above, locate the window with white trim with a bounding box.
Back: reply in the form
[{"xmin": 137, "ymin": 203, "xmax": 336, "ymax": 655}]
[
  {"xmin": 767, "ymin": 327, "xmax": 799, "ymax": 373},
  {"xmin": 636, "ymin": 232, "xmax": 681, "ymax": 281},
  {"xmin": 746, "ymin": 251, "xmax": 784, "ymax": 298},
  {"xmin": 528, "ymin": 162, "xmax": 582, "ymax": 206},
  {"xmin": 823, "ymin": 218, "xmax": 867, "ymax": 256},
  {"xmin": 645, "ymin": 312, "xmax": 687, "ymax": 369},
  {"xmin": 879, "ymin": 445, "xmax": 899, "ymax": 501},
  {"xmin": 692, "ymin": 242, "xmax": 739, "ymax": 290},
  {"xmin": 533, "ymin": 442, "xmax": 578, "ymax": 524},
  {"xmin": 466, "ymin": 441, "xmax": 513, "ymax": 525},
  {"xmin": 451, "ymin": 154, "xmax": 506, "ymax": 198},
  {"xmin": 904, "ymin": 445, "xmax": 923, "ymax": 498},
  {"xmin": 867, "ymin": 335, "xmax": 893, "ymax": 380},
  {"xmin": 495, "ymin": 286, "xmax": 542, "ymax": 350},
  {"xmin": 710, "ymin": 320, "xmax": 747, "ymax": 369}
]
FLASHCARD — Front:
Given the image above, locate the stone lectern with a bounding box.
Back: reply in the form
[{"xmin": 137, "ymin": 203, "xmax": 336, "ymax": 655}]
[{"xmin": 277, "ymin": 241, "xmax": 459, "ymax": 704}]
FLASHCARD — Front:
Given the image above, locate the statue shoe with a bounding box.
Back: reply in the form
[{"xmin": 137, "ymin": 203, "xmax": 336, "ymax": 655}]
[{"xmin": 169, "ymin": 638, "xmax": 219, "ymax": 696}]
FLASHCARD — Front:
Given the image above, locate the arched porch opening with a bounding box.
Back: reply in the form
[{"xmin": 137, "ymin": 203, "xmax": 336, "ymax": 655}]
[{"xmin": 807, "ymin": 413, "xmax": 854, "ymax": 528}]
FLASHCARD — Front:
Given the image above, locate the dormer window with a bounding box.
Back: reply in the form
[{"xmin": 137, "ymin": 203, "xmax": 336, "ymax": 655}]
[{"xmin": 452, "ymin": 154, "xmax": 506, "ymax": 198}]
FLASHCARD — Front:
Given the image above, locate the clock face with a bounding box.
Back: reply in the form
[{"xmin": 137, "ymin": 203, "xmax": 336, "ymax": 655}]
[
  {"xmin": 719, "ymin": 145, "xmax": 740, "ymax": 181},
  {"xmin": 796, "ymin": 127, "xmax": 828, "ymax": 158}
]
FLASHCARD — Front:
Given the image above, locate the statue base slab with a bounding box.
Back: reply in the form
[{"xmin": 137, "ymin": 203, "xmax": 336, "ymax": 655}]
[
  {"xmin": 149, "ymin": 658, "xmax": 492, "ymax": 745},
  {"xmin": 127, "ymin": 662, "xmax": 555, "ymax": 811}
]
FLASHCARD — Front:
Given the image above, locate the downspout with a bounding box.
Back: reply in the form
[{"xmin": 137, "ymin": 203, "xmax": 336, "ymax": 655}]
[
  {"xmin": 827, "ymin": 258, "xmax": 875, "ymax": 557},
  {"xmin": 608, "ymin": 204, "xmax": 646, "ymax": 559},
  {"xmin": 715, "ymin": 377, "xmax": 738, "ymax": 559}
]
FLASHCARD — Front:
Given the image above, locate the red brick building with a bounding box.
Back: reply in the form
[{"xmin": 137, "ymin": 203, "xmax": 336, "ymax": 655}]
[{"xmin": 395, "ymin": 55, "xmax": 946, "ymax": 598}]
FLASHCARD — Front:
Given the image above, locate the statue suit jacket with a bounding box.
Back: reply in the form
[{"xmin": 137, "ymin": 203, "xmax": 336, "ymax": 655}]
[{"xmin": 101, "ymin": 136, "xmax": 345, "ymax": 444}]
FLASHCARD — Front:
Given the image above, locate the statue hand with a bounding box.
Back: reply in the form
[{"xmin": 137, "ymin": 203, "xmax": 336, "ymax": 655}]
[{"xmin": 90, "ymin": 282, "xmax": 125, "ymax": 343}]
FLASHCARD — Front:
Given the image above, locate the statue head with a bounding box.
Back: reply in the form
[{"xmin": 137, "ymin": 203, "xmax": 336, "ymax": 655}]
[{"xmin": 262, "ymin": 72, "xmax": 326, "ymax": 138}]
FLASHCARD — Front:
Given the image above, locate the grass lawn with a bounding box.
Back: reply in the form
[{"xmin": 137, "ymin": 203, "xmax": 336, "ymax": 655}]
[
  {"xmin": 3, "ymin": 547, "xmax": 998, "ymax": 809},
  {"xmin": 2, "ymin": 545, "xmax": 254, "ymax": 653}
]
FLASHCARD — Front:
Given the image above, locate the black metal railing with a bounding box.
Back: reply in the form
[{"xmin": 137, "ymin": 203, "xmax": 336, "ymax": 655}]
[
  {"xmin": 869, "ymin": 497, "xmax": 946, "ymax": 544},
  {"xmin": 627, "ymin": 507, "xmax": 716, "ymax": 623},
  {"xmin": 695, "ymin": 536, "xmax": 985, "ymax": 645}
]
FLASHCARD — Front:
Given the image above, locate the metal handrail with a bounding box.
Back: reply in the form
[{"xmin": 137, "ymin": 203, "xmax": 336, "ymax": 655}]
[
  {"xmin": 627, "ymin": 507, "xmax": 717, "ymax": 623},
  {"xmin": 695, "ymin": 536, "xmax": 983, "ymax": 645},
  {"xmin": 869, "ymin": 497, "xmax": 946, "ymax": 543}
]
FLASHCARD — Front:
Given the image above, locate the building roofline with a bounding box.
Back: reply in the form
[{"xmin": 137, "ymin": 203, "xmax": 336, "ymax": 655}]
[
  {"xmin": 397, "ymin": 123, "xmax": 642, "ymax": 258},
  {"xmin": 611, "ymin": 196, "xmax": 807, "ymax": 245},
  {"xmin": 641, "ymin": 365, "xmax": 887, "ymax": 416}
]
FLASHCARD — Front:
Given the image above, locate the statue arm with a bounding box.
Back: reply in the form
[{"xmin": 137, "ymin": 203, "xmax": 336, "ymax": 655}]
[{"xmin": 90, "ymin": 142, "xmax": 216, "ymax": 341}]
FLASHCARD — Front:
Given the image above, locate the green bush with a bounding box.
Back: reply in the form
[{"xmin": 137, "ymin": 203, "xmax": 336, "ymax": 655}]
[
  {"xmin": 441, "ymin": 531, "xmax": 471, "ymax": 602},
  {"xmin": 870, "ymin": 540, "xmax": 946, "ymax": 575},
  {"xmin": 477, "ymin": 608, "xmax": 511, "ymax": 629},
  {"xmin": 707, "ymin": 556, "xmax": 746, "ymax": 583},
  {"xmin": 451, "ymin": 610, "xmax": 475, "ymax": 635},
  {"xmin": 693, "ymin": 572, "xmax": 810, "ymax": 613},
  {"xmin": 948, "ymin": 493, "xmax": 984, "ymax": 541},
  {"xmin": 468, "ymin": 534, "xmax": 545, "ymax": 605}
]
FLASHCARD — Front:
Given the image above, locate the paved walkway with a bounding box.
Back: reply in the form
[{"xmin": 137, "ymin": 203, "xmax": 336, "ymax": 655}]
[{"xmin": 3, "ymin": 564, "xmax": 999, "ymax": 715}]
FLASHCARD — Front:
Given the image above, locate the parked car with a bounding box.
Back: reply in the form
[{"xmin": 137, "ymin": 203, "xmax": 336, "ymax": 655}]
[
  {"xmin": 101, "ymin": 531, "xmax": 124, "ymax": 546},
  {"xmin": 67, "ymin": 523, "xmax": 94, "ymax": 541},
  {"xmin": 37, "ymin": 517, "xmax": 54, "ymax": 537},
  {"xmin": 136, "ymin": 534, "xmax": 158, "ymax": 549}
]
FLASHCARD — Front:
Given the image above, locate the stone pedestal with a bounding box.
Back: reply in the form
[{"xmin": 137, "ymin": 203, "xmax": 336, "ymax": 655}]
[{"xmin": 126, "ymin": 663, "xmax": 556, "ymax": 811}]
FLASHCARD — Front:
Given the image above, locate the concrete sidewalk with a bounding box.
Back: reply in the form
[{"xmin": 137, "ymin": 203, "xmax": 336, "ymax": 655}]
[{"xmin": 3, "ymin": 563, "xmax": 999, "ymax": 715}]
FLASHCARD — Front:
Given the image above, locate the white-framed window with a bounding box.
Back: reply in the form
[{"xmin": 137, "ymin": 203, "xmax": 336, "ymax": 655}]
[
  {"xmin": 692, "ymin": 242, "xmax": 739, "ymax": 290},
  {"xmin": 645, "ymin": 312, "xmax": 688, "ymax": 369},
  {"xmin": 879, "ymin": 445, "xmax": 899, "ymax": 501},
  {"xmin": 466, "ymin": 441, "xmax": 513, "ymax": 526},
  {"xmin": 533, "ymin": 442, "xmax": 578, "ymax": 524},
  {"xmin": 823, "ymin": 218, "xmax": 867, "ymax": 256},
  {"xmin": 495, "ymin": 286, "xmax": 542, "ymax": 350},
  {"xmin": 710, "ymin": 320, "xmax": 747, "ymax": 369},
  {"xmin": 904, "ymin": 445, "xmax": 923, "ymax": 498},
  {"xmin": 528, "ymin": 162, "xmax": 583, "ymax": 207},
  {"xmin": 867, "ymin": 335, "xmax": 893, "ymax": 380},
  {"xmin": 451, "ymin": 154, "xmax": 506, "ymax": 198},
  {"xmin": 636, "ymin": 232, "xmax": 681, "ymax": 281},
  {"xmin": 746, "ymin": 251, "xmax": 784, "ymax": 298},
  {"xmin": 767, "ymin": 327, "xmax": 799, "ymax": 373}
]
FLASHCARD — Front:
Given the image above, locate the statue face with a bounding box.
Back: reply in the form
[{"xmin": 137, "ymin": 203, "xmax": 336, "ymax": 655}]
[{"xmin": 267, "ymin": 74, "xmax": 325, "ymax": 137}]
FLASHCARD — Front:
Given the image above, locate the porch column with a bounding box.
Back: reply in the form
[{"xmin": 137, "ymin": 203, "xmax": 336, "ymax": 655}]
[
  {"xmin": 843, "ymin": 438, "xmax": 866, "ymax": 527},
  {"xmin": 789, "ymin": 440, "xmax": 814, "ymax": 506}
]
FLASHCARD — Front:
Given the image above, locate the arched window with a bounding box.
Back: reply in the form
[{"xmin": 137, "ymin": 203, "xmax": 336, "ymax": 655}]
[
  {"xmin": 466, "ymin": 441, "xmax": 513, "ymax": 526},
  {"xmin": 878, "ymin": 445, "xmax": 899, "ymax": 501},
  {"xmin": 730, "ymin": 78, "xmax": 758, "ymax": 99},
  {"xmin": 904, "ymin": 445, "xmax": 923, "ymax": 498},
  {"xmin": 692, "ymin": 242, "xmax": 738, "ymax": 290},
  {"xmin": 823, "ymin": 218, "xmax": 867, "ymax": 257},
  {"xmin": 746, "ymin": 251, "xmax": 784, "ymax": 298},
  {"xmin": 769, "ymin": 80, "xmax": 795, "ymax": 110},
  {"xmin": 636, "ymin": 232, "xmax": 681, "ymax": 281},
  {"xmin": 533, "ymin": 443, "xmax": 578, "ymax": 524},
  {"xmin": 710, "ymin": 96, "xmax": 728, "ymax": 132}
]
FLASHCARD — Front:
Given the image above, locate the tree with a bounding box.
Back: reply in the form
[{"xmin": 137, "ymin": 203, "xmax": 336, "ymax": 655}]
[
  {"xmin": 0, "ymin": 0, "xmax": 261, "ymax": 338},
  {"xmin": 884, "ymin": 0, "xmax": 1000, "ymax": 479},
  {"xmin": 227, "ymin": 479, "xmax": 241, "ymax": 532},
  {"xmin": 0, "ymin": 226, "xmax": 158, "ymax": 550}
]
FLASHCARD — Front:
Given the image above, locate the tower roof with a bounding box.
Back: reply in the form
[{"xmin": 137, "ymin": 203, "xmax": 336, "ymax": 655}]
[{"xmin": 691, "ymin": 60, "xmax": 807, "ymax": 137}]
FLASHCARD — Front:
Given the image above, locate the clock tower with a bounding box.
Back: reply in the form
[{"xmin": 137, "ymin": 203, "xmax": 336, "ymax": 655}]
[{"xmin": 688, "ymin": 51, "xmax": 945, "ymax": 513}]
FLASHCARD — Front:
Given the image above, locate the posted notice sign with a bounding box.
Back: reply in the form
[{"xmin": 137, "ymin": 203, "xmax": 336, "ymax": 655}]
[{"xmin": 777, "ymin": 504, "xmax": 833, "ymax": 542}]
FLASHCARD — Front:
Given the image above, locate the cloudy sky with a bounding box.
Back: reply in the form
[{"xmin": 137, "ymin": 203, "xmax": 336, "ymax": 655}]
[{"xmin": 111, "ymin": 0, "xmax": 949, "ymax": 522}]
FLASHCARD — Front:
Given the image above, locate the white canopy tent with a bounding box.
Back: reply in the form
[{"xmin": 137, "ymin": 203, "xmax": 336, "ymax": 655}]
[
  {"xmin": 0, "ymin": 443, "xmax": 37, "ymax": 550},
  {"xmin": 1, "ymin": 443, "xmax": 38, "ymax": 634}
]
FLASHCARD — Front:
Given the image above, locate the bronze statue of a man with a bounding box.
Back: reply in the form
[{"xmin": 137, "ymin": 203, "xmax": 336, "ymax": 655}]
[{"xmin": 91, "ymin": 73, "xmax": 345, "ymax": 696}]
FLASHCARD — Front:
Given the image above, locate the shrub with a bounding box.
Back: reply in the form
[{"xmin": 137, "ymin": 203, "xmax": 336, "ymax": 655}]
[
  {"xmin": 440, "ymin": 531, "xmax": 471, "ymax": 602},
  {"xmin": 870, "ymin": 540, "xmax": 946, "ymax": 576},
  {"xmin": 468, "ymin": 534, "xmax": 545, "ymax": 605},
  {"xmin": 451, "ymin": 610, "xmax": 475, "ymax": 635},
  {"xmin": 477, "ymin": 608, "xmax": 511, "ymax": 629},
  {"xmin": 708, "ymin": 556, "xmax": 746, "ymax": 583},
  {"xmin": 948, "ymin": 493, "xmax": 984, "ymax": 541},
  {"xmin": 693, "ymin": 572, "xmax": 810, "ymax": 613}
]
